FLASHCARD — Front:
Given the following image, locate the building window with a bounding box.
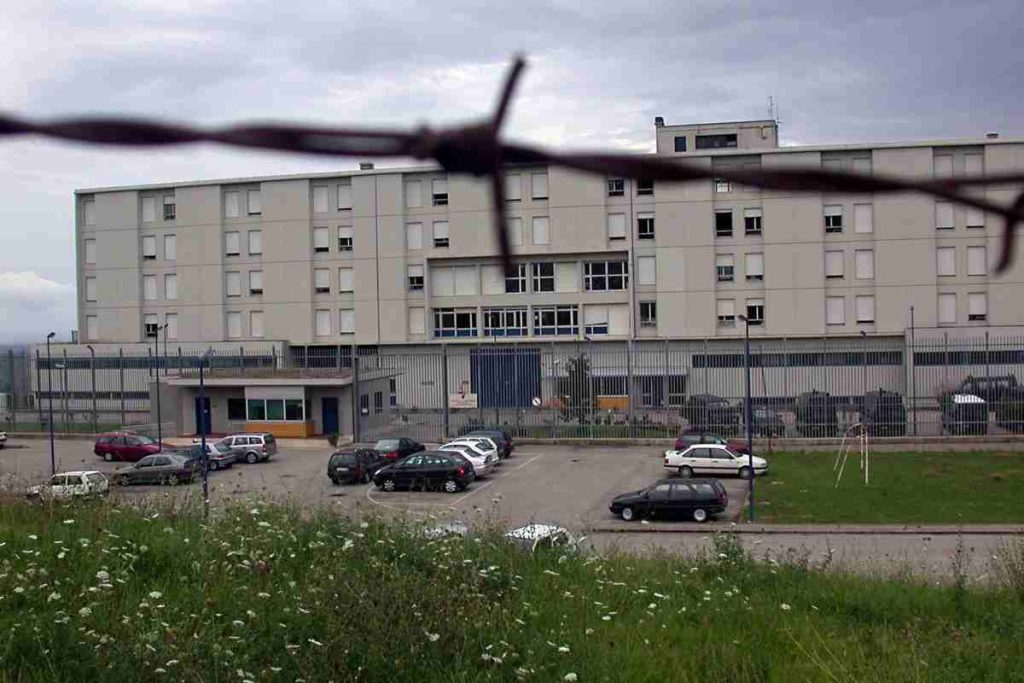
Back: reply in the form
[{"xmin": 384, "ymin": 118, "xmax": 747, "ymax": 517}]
[
  {"xmin": 934, "ymin": 155, "xmax": 953, "ymax": 178},
  {"xmin": 968, "ymin": 293, "xmax": 987, "ymax": 322},
  {"xmin": 607, "ymin": 213, "xmax": 627, "ymax": 241},
  {"xmin": 938, "ymin": 293, "xmax": 957, "ymax": 325},
  {"xmin": 83, "ymin": 199, "xmax": 96, "ymax": 226},
  {"xmin": 856, "ymin": 296, "xmax": 875, "ymax": 324},
  {"xmin": 533, "ymin": 305, "xmax": 578, "ymax": 336},
  {"xmin": 340, "ymin": 308, "xmax": 355, "ymax": 334},
  {"xmin": 162, "ymin": 195, "xmax": 175, "ymax": 221},
  {"xmin": 247, "ymin": 189, "xmax": 261, "ymax": 215},
  {"xmin": 406, "ymin": 222, "xmax": 422, "ymax": 250},
  {"xmin": 532, "ymin": 262, "xmax": 554, "ymax": 292},
  {"xmin": 225, "ymin": 192, "xmax": 240, "ymax": 218},
  {"xmin": 824, "ymin": 205, "xmax": 843, "ymax": 233},
  {"xmin": 483, "ymin": 307, "xmax": 528, "ymax": 337},
  {"xmin": 84, "ymin": 239, "xmax": 97, "ymax": 265},
  {"xmin": 404, "ymin": 180, "xmax": 422, "ymax": 208},
  {"xmin": 966, "ymin": 207, "xmax": 985, "ymax": 229},
  {"xmin": 936, "ymin": 202, "xmax": 954, "ymax": 230},
  {"xmin": 639, "ymin": 301, "xmax": 657, "ymax": 328},
  {"xmin": 936, "ymin": 247, "xmax": 956, "ymax": 277},
  {"xmin": 505, "ymin": 174, "xmax": 521, "ymax": 201},
  {"xmin": 142, "ymin": 235, "xmax": 157, "ymax": 260},
  {"xmin": 854, "ymin": 204, "xmax": 873, "ymax": 234},
  {"xmin": 338, "ymin": 226, "xmax": 353, "ymax": 252},
  {"xmin": 673, "ymin": 136, "xmax": 687, "ymax": 152},
  {"xmin": 433, "ymin": 220, "xmax": 450, "ymax": 248},
  {"xmin": 607, "ymin": 178, "xmax": 625, "ymax": 197},
  {"xmin": 312, "ymin": 185, "xmax": 328, "ymax": 213},
  {"xmin": 227, "ymin": 312, "xmax": 242, "ymax": 339},
  {"xmin": 337, "ymin": 182, "xmax": 352, "ymax": 210},
  {"xmin": 163, "ymin": 234, "xmax": 176, "ymax": 261},
  {"xmin": 314, "ymin": 268, "xmax": 330, "ymax": 294},
  {"xmin": 505, "ymin": 263, "xmax": 527, "ymax": 293},
  {"xmin": 144, "ymin": 314, "xmax": 159, "ymax": 339},
  {"xmin": 532, "ymin": 216, "xmax": 550, "ymax": 245},
  {"xmin": 338, "ymin": 268, "xmax": 354, "ymax": 293},
  {"xmin": 584, "ymin": 261, "xmax": 628, "ymax": 291},
  {"xmin": 431, "ymin": 178, "xmax": 448, "ymax": 206},
  {"xmin": 250, "ymin": 311, "xmax": 264, "ymax": 338},
  {"xmin": 637, "ymin": 179, "xmax": 654, "ymax": 196},
  {"xmin": 532, "ymin": 172, "xmax": 549, "ymax": 199},
  {"xmin": 716, "ymin": 254, "xmax": 734, "ymax": 282},
  {"xmin": 142, "ymin": 197, "xmax": 157, "ymax": 223},
  {"xmin": 164, "ymin": 274, "xmax": 178, "ymax": 300},
  {"xmin": 85, "ymin": 276, "xmax": 97, "ymax": 302},
  {"xmin": 967, "ymin": 246, "xmax": 987, "ymax": 276},
  {"xmin": 713, "ymin": 178, "xmax": 731, "ymax": 193},
  {"xmin": 637, "ymin": 212, "xmax": 655, "ymax": 239},
  {"xmin": 247, "ymin": 399, "xmax": 266, "ymax": 421},
  {"xmin": 826, "ymin": 297, "xmax": 845, "ymax": 325},
  {"xmin": 583, "ymin": 306, "xmax": 609, "ymax": 335},
  {"xmin": 374, "ymin": 392, "xmax": 383, "ymax": 414},
  {"xmin": 715, "ymin": 210, "xmax": 733, "ymax": 237},
  {"xmin": 696, "ymin": 133, "xmax": 737, "ymax": 149},
  {"xmin": 507, "ymin": 217, "xmax": 523, "ymax": 246},
  {"xmin": 248, "ymin": 230, "xmax": 262, "ymax": 255},
  {"xmin": 143, "ymin": 275, "xmax": 157, "ymax": 301},
  {"xmin": 454, "ymin": 266, "xmax": 477, "ymax": 296},
  {"xmin": 408, "ymin": 265, "xmax": 424, "ymax": 291},
  {"xmin": 745, "ymin": 253, "xmax": 764, "ymax": 281},
  {"xmin": 313, "ymin": 226, "xmax": 329, "ymax": 253},
  {"xmin": 314, "ymin": 310, "xmax": 331, "ymax": 336},
  {"xmin": 408, "ymin": 307, "xmax": 425, "ymax": 334},
  {"xmin": 226, "ymin": 272, "xmax": 241, "ymax": 297},
  {"xmin": 637, "ymin": 256, "xmax": 656, "ymax": 285},
  {"xmin": 85, "ymin": 315, "xmax": 98, "ymax": 341},
  {"xmin": 743, "ymin": 208, "xmax": 762, "ymax": 235},
  {"xmin": 225, "ymin": 231, "xmax": 240, "ymax": 256},
  {"xmin": 855, "ymin": 249, "xmax": 874, "ymax": 280},
  {"xmin": 716, "ymin": 299, "xmax": 735, "ymax": 327},
  {"xmin": 745, "ymin": 299, "xmax": 765, "ymax": 326},
  {"xmin": 431, "ymin": 266, "xmax": 455, "ymax": 296},
  {"xmin": 228, "ymin": 398, "xmax": 247, "ymax": 421},
  {"xmin": 433, "ymin": 308, "xmax": 477, "ymax": 338},
  {"xmin": 825, "ymin": 250, "xmax": 844, "ymax": 279}
]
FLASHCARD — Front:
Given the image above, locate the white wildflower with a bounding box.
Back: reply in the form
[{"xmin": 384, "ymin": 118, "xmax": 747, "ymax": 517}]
[
  {"xmin": 79, "ymin": 607, "xmax": 92, "ymax": 617},
  {"xmin": 425, "ymin": 631, "xmax": 440, "ymax": 642},
  {"xmin": 780, "ymin": 603, "xmax": 792, "ymax": 611},
  {"xmin": 308, "ymin": 638, "xmax": 323, "ymax": 647},
  {"xmin": 563, "ymin": 674, "xmax": 578, "ymax": 682},
  {"xmin": 63, "ymin": 519, "xmax": 75, "ymax": 525},
  {"xmin": 28, "ymin": 535, "xmax": 37, "ymax": 541},
  {"xmin": 47, "ymin": 592, "xmax": 60, "ymax": 603},
  {"xmin": 557, "ymin": 646, "xmax": 570, "ymax": 653},
  {"xmin": 95, "ymin": 571, "xmax": 109, "ymax": 583},
  {"xmin": 148, "ymin": 591, "xmax": 163, "ymax": 600}
]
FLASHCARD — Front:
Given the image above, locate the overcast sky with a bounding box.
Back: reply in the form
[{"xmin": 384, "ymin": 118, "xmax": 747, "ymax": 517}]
[{"xmin": 0, "ymin": 0, "xmax": 1021, "ymax": 343}]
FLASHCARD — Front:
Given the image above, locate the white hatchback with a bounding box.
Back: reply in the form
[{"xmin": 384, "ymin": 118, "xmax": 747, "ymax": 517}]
[
  {"xmin": 439, "ymin": 443, "xmax": 496, "ymax": 478},
  {"xmin": 447, "ymin": 437, "xmax": 500, "ymax": 461},
  {"xmin": 26, "ymin": 471, "xmax": 109, "ymax": 501},
  {"xmin": 664, "ymin": 444, "xmax": 768, "ymax": 479}
]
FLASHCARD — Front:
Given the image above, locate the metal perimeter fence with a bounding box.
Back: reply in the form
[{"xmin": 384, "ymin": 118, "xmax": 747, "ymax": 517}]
[{"xmin": 4, "ymin": 336, "xmax": 1024, "ymax": 442}]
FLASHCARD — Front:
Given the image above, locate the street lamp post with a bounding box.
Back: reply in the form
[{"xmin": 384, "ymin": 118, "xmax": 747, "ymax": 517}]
[
  {"xmin": 738, "ymin": 315, "xmax": 754, "ymax": 522},
  {"xmin": 860, "ymin": 330, "xmax": 868, "ymax": 396},
  {"xmin": 45, "ymin": 332, "xmax": 56, "ymax": 476},
  {"xmin": 198, "ymin": 349, "xmax": 213, "ymax": 515},
  {"xmin": 153, "ymin": 325, "xmax": 165, "ymax": 451}
]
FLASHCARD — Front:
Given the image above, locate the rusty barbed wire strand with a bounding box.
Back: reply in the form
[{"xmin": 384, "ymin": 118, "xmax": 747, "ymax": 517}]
[{"xmin": 1, "ymin": 55, "xmax": 1022, "ymax": 272}]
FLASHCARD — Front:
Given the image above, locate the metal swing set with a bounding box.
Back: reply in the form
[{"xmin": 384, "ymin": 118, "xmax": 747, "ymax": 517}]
[{"xmin": 834, "ymin": 423, "xmax": 870, "ymax": 487}]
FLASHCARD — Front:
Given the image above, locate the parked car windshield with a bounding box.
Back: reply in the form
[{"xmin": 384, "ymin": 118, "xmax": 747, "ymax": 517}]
[
  {"xmin": 136, "ymin": 435, "xmax": 157, "ymax": 445},
  {"xmin": 374, "ymin": 439, "xmax": 401, "ymax": 451},
  {"xmin": 330, "ymin": 453, "xmax": 358, "ymax": 465}
]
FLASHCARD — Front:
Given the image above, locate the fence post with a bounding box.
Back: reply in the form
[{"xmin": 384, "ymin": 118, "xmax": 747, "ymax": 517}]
[
  {"xmin": 272, "ymin": 346, "xmax": 278, "ymax": 369},
  {"xmin": 239, "ymin": 346, "xmax": 245, "ymax": 376},
  {"xmin": 90, "ymin": 350, "xmax": 97, "ymax": 433},
  {"xmin": 550, "ymin": 341, "xmax": 557, "ymax": 439},
  {"xmin": 352, "ymin": 354, "xmax": 361, "ymax": 442},
  {"xmin": 62, "ymin": 348, "xmax": 69, "ymax": 433},
  {"xmin": 441, "ymin": 344, "xmax": 450, "ymax": 441},
  {"xmin": 662, "ymin": 339, "xmax": 670, "ymax": 418},
  {"xmin": 626, "ymin": 339, "xmax": 634, "ymax": 438},
  {"xmin": 35, "ymin": 349, "xmax": 43, "ymax": 430},
  {"xmin": 118, "ymin": 349, "xmax": 126, "ymax": 427},
  {"xmin": 8, "ymin": 349, "xmax": 17, "ymax": 431}
]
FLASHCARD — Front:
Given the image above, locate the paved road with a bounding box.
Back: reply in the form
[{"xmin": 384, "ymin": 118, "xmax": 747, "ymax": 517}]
[{"xmin": 3, "ymin": 436, "xmax": 1021, "ymax": 582}]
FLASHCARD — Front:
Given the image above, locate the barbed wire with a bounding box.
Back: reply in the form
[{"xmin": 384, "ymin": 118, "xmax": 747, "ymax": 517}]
[{"xmin": 2, "ymin": 56, "xmax": 1022, "ymax": 272}]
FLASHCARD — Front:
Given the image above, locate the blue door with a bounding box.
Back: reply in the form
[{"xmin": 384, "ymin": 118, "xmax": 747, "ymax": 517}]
[
  {"xmin": 194, "ymin": 397, "xmax": 212, "ymax": 436},
  {"xmin": 322, "ymin": 397, "xmax": 339, "ymax": 436}
]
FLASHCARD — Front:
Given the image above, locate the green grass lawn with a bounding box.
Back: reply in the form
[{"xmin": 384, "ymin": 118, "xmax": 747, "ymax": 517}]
[
  {"xmin": 2, "ymin": 500, "xmax": 1024, "ymax": 681},
  {"xmin": 754, "ymin": 451, "xmax": 1024, "ymax": 524}
]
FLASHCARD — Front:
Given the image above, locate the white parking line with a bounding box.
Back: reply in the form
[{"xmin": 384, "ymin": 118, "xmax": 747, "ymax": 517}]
[{"xmin": 450, "ymin": 454, "xmax": 542, "ymax": 506}]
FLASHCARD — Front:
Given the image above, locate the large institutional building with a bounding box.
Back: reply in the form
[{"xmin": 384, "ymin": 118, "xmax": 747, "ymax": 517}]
[{"xmin": 39, "ymin": 119, "xmax": 1024, "ymax": 439}]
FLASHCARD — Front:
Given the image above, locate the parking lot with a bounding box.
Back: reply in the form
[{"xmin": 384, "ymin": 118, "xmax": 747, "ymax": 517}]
[{"xmin": 0, "ymin": 437, "xmax": 748, "ymax": 530}]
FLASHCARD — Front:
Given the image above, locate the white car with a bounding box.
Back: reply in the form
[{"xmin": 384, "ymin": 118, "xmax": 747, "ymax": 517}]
[
  {"xmin": 447, "ymin": 437, "xmax": 500, "ymax": 461},
  {"xmin": 439, "ymin": 443, "xmax": 496, "ymax": 478},
  {"xmin": 505, "ymin": 524, "xmax": 580, "ymax": 553},
  {"xmin": 26, "ymin": 471, "xmax": 109, "ymax": 501},
  {"xmin": 0, "ymin": 431, "xmax": 6, "ymax": 448},
  {"xmin": 663, "ymin": 444, "xmax": 768, "ymax": 479}
]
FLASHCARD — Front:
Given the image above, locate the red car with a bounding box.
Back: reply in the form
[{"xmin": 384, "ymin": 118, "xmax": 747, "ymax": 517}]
[
  {"xmin": 94, "ymin": 432, "xmax": 161, "ymax": 462},
  {"xmin": 673, "ymin": 429, "xmax": 751, "ymax": 455}
]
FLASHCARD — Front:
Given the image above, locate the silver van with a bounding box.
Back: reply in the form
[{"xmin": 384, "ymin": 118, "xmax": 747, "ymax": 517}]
[{"xmin": 215, "ymin": 433, "xmax": 278, "ymax": 463}]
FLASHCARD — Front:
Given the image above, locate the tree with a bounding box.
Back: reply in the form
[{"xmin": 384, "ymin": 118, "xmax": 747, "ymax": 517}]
[{"xmin": 558, "ymin": 353, "xmax": 593, "ymax": 424}]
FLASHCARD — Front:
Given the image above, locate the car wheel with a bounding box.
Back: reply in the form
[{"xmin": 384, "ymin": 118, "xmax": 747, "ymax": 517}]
[
  {"xmin": 244, "ymin": 451, "xmax": 259, "ymax": 464},
  {"xmin": 104, "ymin": 452, "xmax": 113, "ymax": 462},
  {"xmin": 692, "ymin": 508, "xmax": 708, "ymax": 523},
  {"xmin": 679, "ymin": 466, "xmax": 694, "ymax": 478},
  {"xmin": 620, "ymin": 506, "xmax": 636, "ymax": 522},
  {"xmin": 382, "ymin": 479, "xmax": 396, "ymax": 492},
  {"xmin": 443, "ymin": 479, "xmax": 459, "ymax": 494},
  {"xmin": 118, "ymin": 475, "xmax": 131, "ymax": 487},
  {"xmin": 164, "ymin": 474, "xmax": 179, "ymax": 486},
  {"xmin": 209, "ymin": 460, "xmax": 220, "ymax": 472},
  {"xmin": 738, "ymin": 466, "xmax": 752, "ymax": 479}
]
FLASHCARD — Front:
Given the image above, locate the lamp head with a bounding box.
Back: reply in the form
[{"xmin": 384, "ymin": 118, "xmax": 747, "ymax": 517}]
[{"xmin": 46, "ymin": 332, "xmax": 56, "ymax": 340}]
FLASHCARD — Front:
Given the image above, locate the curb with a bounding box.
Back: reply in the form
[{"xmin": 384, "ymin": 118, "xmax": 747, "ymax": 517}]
[{"xmin": 585, "ymin": 524, "xmax": 1024, "ymax": 536}]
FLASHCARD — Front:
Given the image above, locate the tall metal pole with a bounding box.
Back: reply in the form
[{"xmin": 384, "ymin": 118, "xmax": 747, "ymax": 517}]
[
  {"xmin": 35, "ymin": 349, "xmax": 43, "ymax": 431},
  {"xmin": 118, "ymin": 348, "xmax": 126, "ymax": 427},
  {"xmin": 861, "ymin": 330, "xmax": 868, "ymax": 396},
  {"xmin": 440, "ymin": 345, "xmax": 449, "ymax": 441},
  {"xmin": 61, "ymin": 349, "xmax": 69, "ymax": 434},
  {"xmin": 154, "ymin": 326, "xmax": 163, "ymax": 450},
  {"xmin": 742, "ymin": 317, "xmax": 754, "ymax": 522},
  {"xmin": 45, "ymin": 332, "xmax": 56, "ymax": 476},
  {"xmin": 87, "ymin": 345, "xmax": 97, "ymax": 432},
  {"xmin": 199, "ymin": 350, "xmax": 210, "ymax": 516},
  {"xmin": 909, "ymin": 306, "xmax": 917, "ymax": 437}
]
